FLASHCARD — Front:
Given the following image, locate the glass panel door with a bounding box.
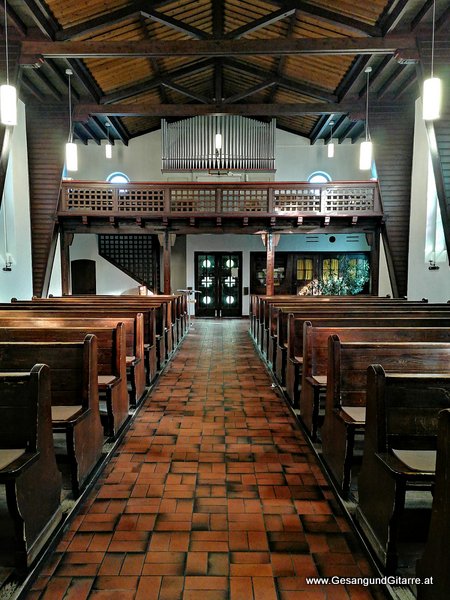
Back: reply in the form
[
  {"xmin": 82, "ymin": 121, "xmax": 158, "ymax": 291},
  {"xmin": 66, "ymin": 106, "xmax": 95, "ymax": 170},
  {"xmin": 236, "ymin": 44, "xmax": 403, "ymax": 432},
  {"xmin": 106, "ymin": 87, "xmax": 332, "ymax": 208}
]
[{"xmin": 195, "ymin": 252, "xmax": 242, "ymax": 317}]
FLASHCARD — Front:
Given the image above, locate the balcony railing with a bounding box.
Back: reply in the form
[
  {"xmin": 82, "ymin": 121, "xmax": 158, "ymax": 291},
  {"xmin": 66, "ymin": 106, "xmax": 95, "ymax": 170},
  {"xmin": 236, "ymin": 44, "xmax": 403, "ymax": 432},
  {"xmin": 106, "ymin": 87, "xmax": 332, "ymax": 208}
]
[{"xmin": 58, "ymin": 180, "xmax": 382, "ymax": 218}]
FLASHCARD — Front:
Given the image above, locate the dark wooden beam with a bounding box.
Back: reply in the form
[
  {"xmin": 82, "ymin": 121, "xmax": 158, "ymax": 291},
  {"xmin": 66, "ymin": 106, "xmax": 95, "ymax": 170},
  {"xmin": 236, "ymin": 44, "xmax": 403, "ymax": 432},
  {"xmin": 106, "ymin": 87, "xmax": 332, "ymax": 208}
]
[
  {"xmin": 376, "ymin": 64, "xmax": 405, "ymax": 99},
  {"xmin": 225, "ymin": 3, "xmax": 297, "ymax": 39},
  {"xmin": 74, "ymin": 101, "xmax": 360, "ymax": 120},
  {"xmin": 310, "ymin": 114, "xmax": 335, "ymax": 144},
  {"xmin": 323, "ymin": 114, "xmax": 346, "ymax": 143},
  {"xmin": 212, "ymin": 0, "xmax": 225, "ymax": 38},
  {"xmin": 67, "ymin": 58, "xmax": 102, "ymax": 102},
  {"xmin": 161, "ymin": 80, "xmax": 210, "ymax": 103},
  {"xmin": 437, "ymin": 5, "xmax": 450, "ymax": 31},
  {"xmin": 268, "ymin": 0, "xmax": 380, "ymax": 36},
  {"xmin": 22, "ymin": 0, "xmax": 58, "ymax": 38},
  {"xmin": 410, "ymin": 0, "xmax": 433, "ymax": 31},
  {"xmin": 379, "ymin": 0, "xmax": 410, "ymax": 34},
  {"xmin": 101, "ymin": 58, "xmax": 215, "ymax": 104},
  {"xmin": 108, "ymin": 116, "xmax": 129, "ymax": 145},
  {"xmin": 32, "ymin": 70, "xmax": 63, "ymax": 101},
  {"xmin": 20, "ymin": 34, "xmax": 417, "ymax": 61},
  {"xmin": 337, "ymin": 120, "xmax": 359, "ymax": 144},
  {"xmin": 21, "ymin": 73, "xmax": 46, "ymax": 101},
  {"xmin": 224, "ymin": 58, "xmax": 337, "ymax": 102},
  {"xmin": 76, "ymin": 121, "xmax": 99, "ymax": 144},
  {"xmin": 358, "ymin": 56, "xmax": 391, "ymax": 98},
  {"xmin": 267, "ymin": 11, "xmax": 297, "ymax": 103},
  {"xmin": 0, "ymin": 1, "xmax": 27, "ymax": 37},
  {"xmin": 140, "ymin": 7, "xmax": 211, "ymax": 40},
  {"xmin": 45, "ymin": 61, "xmax": 80, "ymax": 100},
  {"xmin": 224, "ymin": 80, "xmax": 277, "ymax": 103},
  {"xmin": 55, "ymin": 4, "xmax": 140, "ymax": 41},
  {"xmin": 336, "ymin": 55, "xmax": 371, "ymax": 100},
  {"xmin": 394, "ymin": 69, "xmax": 417, "ymax": 99},
  {"xmin": 214, "ymin": 59, "xmax": 223, "ymax": 103}
]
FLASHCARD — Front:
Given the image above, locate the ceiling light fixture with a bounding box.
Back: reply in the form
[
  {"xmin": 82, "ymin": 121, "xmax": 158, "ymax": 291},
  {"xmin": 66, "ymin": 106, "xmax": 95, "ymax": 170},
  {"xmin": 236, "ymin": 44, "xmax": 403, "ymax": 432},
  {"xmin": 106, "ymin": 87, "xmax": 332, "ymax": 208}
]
[
  {"xmin": 65, "ymin": 69, "xmax": 77, "ymax": 172},
  {"xmin": 105, "ymin": 122, "xmax": 112, "ymax": 159},
  {"xmin": 423, "ymin": 0, "xmax": 441, "ymax": 120},
  {"xmin": 327, "ymin": 120, "xmax": 335, "ymax": 158},
  {"xmin": 0, "ymin": 1, "xmax": 17, "ymax": 126},
  {"xmin": 359, "ymin": 67, "xmax": 373, "ymax": 171}
]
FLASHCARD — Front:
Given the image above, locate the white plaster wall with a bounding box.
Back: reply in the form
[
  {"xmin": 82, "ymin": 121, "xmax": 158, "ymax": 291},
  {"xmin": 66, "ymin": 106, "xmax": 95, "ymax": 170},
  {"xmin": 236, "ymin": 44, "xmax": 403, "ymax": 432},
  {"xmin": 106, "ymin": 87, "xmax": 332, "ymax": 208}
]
[
  {"xmin": 0, "ymin": 101, "xmax": 33, "ymax": 301},
  {"xmin": 407, "ymin": 98, "xmax": 450, "ymax": 301}
]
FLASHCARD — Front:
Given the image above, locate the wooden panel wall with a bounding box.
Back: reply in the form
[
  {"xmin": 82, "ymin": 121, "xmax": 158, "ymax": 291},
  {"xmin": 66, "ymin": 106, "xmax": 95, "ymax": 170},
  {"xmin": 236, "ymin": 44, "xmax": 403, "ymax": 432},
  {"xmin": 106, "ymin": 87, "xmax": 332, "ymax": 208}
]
[
  {"xmin": 26, "ymin": 103, "xmax": 67, "ymax": 297},
  {"xmin": 370, "ymin": 105, "xmax": 415, "ymax": 297}
]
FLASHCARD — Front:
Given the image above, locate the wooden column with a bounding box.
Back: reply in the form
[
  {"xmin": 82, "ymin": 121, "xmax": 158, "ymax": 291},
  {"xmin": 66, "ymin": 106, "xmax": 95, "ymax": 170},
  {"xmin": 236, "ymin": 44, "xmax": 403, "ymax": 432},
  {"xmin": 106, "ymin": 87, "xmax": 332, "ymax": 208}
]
[
  {"xmin": 163, "ymin": 231, "xmax": 171, "ymax": 295},
  {"xmin": 60, "ymin": 230, "xmax": 73, "ymax": 296}
]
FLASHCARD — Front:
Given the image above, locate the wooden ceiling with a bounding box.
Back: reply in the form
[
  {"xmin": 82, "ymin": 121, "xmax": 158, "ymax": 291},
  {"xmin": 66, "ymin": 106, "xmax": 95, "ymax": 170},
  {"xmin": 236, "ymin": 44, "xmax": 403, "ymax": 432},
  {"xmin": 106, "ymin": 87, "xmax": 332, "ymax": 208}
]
[{"xmin": 4, "ymin": 0, "xmax": 450, "ymax": 145}]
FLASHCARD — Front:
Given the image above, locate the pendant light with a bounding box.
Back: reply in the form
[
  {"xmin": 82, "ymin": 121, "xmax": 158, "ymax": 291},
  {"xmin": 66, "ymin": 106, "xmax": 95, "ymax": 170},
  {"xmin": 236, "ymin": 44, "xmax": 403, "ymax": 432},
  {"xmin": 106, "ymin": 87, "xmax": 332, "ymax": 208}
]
[
  {"xmin": 359, "ymin": 67, "xmax": 373, "ymax": 171},
  {"xmin": 105, "ymin": 122, "xmax": 112, "ymax": 159},
  {"xmin": 65, "ymin": 69, "xmax": 77, "ymax": 172},
  {"xmin": 327, "ymin": 120, "xmax": 335, "ymax": 158},
  {"xmin": 0, "ymin": 0, "xmax": 17, "ymax": 126},
  {"xmin": 423, "ymin": 0, "xmax": 441, "ymax": 120}
]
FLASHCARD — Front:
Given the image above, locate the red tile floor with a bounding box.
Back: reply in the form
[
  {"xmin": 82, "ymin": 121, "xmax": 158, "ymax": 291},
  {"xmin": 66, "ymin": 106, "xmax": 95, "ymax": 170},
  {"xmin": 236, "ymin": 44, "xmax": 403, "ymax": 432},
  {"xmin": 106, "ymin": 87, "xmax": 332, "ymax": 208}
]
[{"xmin": 27, "ymin": 319, "xmax": 385, "ymax": 600}]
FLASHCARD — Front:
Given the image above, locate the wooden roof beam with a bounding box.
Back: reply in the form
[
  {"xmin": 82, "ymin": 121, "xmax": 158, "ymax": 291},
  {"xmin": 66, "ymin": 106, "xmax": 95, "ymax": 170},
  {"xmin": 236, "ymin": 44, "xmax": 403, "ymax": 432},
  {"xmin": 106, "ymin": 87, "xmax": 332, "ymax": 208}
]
[
  {"xmin": 214, "ymin": 59, "xmax": 223, "ymax": 103},
  {"xmin": 45, "ymin": 61, "xmax": 80, "ymax": 100},
  {"xmin": 66, "ymin": 58, "xmax": 102, "ymax": 102},
  {"xmin": 108, "ymin": 116, "xmax": 129, "ymax": 146},
  {"xmin": 32, "ymin": 70, "xmax": 63, "ymax": 101},
  {"xmin": 338, "ymin": 120, "xmax": 359, "ymax": 144},
  {"xmin": 224, "ymin": 58, "xmax": 337, "ymax": 102},
  {"xmin": 410, "ymin": 0, "xmax": 433, "ymax": 31},
  {"xmin": 56, "ymin": 1, "xmax": 210, "ymax": 41},
  {"xmin": 22, "ymin": 0, "xmax": 58, "ymax": 38},
  {"xmin": 376, "ymin": 64, "xmax": 405, "ymax": 99},
  {"xmin": 379, "ymin": 0, "xmax": 410, "ymax": 34},
  {"xmin": 76, "ymin": 121, "xmax": 101, "ymax": 145},
  {"xmin": 20, "ymin": 35, "xmax": 417, "ymax": 61},
  {"xmin": 358, "ymin": 56, "xmax": 391, "ymax": 98},
  {"xmin": 310, "ymin": 114, "xmax": 335, "ymax": 144},
  {"xmin": 323, "ymin": 114, "xmax": 346, "ymax": 143},
  {"xmin": 161, "ymin": 80, "xmax": 210, "ymax": 104},
  {"xmin": 101, "ymin": 58, "xmax": 215, "ymax": 104},
  {"xmin": 437, "ymin": 5, "xmax": 450, "ymax": 31},
  {"xmin": 0, "ymin": 1, "xmax": 27, "ymax": 37},
  {"xmin": 336, "ymin": 55, "xmax": 371, "ymax": 100},
  {"xmin": 21, "ymin": 73, "xmax": 46, "ymax": 101},
  {"xmin": 74, "ymin": 102, "xmax": 358, "ymax": 120},
  {"xmin": 213, "ymin": 0, "xmax": 225, "ymax": 38},
  {"xmin": 268, "ymin": 0, "xmax": 381, "ymax": 36},
  {"xmin": 225, "ymin": 3, "xmax": 297, "ymax": 39},
  {"xmin": 224, "ymin": 80, "xmax": 278, "ymax": 103}
]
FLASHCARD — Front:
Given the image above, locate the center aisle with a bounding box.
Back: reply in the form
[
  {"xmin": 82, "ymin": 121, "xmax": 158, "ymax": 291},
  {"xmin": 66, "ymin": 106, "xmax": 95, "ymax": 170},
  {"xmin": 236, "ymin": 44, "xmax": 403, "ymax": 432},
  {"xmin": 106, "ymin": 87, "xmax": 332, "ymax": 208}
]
[{"xmin": 28, "ymin": 319, "xmax": 383, "ymax": 600}]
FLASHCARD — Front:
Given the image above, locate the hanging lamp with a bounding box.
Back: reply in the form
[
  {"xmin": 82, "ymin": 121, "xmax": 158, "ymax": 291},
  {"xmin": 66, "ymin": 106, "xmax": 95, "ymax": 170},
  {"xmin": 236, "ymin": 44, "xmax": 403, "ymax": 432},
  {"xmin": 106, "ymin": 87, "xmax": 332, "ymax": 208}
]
[
  {"xmin": 327, "ymin": 121, "xmax": 335, "ymax": 158},
  {"xmin": 0, "ymin": 0, "xmax": 17, "ymax": 126},
  {"xmin": 65, "ymin": 69, "xmax": 77, "ymax": 172},
  {"xmin": 105, "ymin": 122, "xmax": 112, "ymax": 159},
  {"xmin": 423, "ymin": 0, "xmax": 441, "ymax": 120},
  {"xmin": 359, "ymin": 67, "xmax": 373, "ymax": 171}
]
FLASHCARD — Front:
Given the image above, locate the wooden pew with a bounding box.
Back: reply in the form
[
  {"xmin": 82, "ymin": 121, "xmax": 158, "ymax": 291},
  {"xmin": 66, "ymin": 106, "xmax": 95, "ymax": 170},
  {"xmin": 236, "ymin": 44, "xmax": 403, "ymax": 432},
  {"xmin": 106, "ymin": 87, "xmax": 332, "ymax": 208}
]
[
  {"xmin": 0, "ymin": 365, "xmax": 62, "ymax": 567},
  {"xmin": 356, "ymin": 367, "xmax": 450, "ymax": 573},
  {"xmin": 299, "ymin": 322, "xmax": 450, "ymax": 439},
  {"xmin": 322, "ymin": 337, "xmax": 450, "ymax": 496},
  {"xmin": 416, "ymin": 409, "xmax": 450, "ymax": 600},
  {"xmin": 0, "ymin": 310, "xmax": 145, "ymax": 406},
  {"xmin": 0, "ymin": 324, "xmax": 128, "ymax": 438},
  {"xmin": 0, "ymin": 336, "xmax": 104, "ymax": 496}
]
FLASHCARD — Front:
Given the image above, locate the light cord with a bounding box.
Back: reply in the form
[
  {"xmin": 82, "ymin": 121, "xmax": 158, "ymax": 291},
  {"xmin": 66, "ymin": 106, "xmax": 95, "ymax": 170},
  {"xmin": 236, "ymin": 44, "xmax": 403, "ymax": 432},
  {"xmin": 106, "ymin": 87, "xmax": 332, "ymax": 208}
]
[
  {"xmin": 4, "ymin": 0, "xmax": 9, "ymax": 85},
  {"xmin": 431, "ymin": 0, "xmax": 436, "ymax": 78}
]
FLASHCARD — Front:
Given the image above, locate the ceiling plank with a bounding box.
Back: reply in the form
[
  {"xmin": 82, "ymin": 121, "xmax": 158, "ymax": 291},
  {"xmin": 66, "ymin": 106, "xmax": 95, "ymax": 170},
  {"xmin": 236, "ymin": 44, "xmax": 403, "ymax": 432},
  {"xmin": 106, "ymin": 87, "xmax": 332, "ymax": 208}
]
[
  {"xmin": 20, "ymin": 34, "xmax": 417, "ymax": 62},
  {"xmin": 268, "ymin": 0, "xmax": 380, "ymax": 36},
  {"xmin": 161, "ymin": 80, "xmax": 210, "ymax": 103},
  {"xmin": 55, "ymin": 4, "xmax": 140, "ymax": 40},
  {"xmin": 0, "ymin": 1, "xmax": 27, "ymax": 37},
  {"xmin": 224, "ymin": 80, "xmax": 277, "ymax": 103},
  {"xmin": 224, "ymin": 58, "xmax": 337, "ymax": 102},
  {"xmin": 101, "ymin": 58, "xmax": 215, "ymax": 104},
  {"xmin": 225, "ymin": 4, "xmax": 297, "ymax": 39},
  {"xmin": 379, "ymin": 0, "xmax": 410, "ymax": 34},
  {"xmin": 73, "ymin": 101, "xmax": 364, "ymax": 120}
]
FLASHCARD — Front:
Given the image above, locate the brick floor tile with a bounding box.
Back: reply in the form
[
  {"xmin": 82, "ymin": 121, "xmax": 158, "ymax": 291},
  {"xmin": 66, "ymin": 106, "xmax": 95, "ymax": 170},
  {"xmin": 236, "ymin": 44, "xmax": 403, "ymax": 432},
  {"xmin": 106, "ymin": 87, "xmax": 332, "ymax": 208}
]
[{"xmin": 230, "ymin": 576, "xmax": 253, "ymax": 600}]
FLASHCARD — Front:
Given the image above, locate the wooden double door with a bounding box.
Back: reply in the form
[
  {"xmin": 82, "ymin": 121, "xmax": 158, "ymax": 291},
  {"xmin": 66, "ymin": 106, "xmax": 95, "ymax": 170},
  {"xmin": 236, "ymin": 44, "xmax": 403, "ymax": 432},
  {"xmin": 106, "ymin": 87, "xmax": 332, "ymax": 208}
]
[{"xmin": 195, "ymin": 252, "xmax": 242, "ymax": 317}]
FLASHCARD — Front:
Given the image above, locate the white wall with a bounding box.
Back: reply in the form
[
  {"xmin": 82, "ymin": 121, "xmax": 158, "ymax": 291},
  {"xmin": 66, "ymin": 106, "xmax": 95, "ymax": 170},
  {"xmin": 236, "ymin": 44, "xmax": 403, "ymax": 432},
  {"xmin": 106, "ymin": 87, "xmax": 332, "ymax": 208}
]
[
  {"xmin": 407, "ymin": 98, "xmax": 450, "ymax": 301},
  {"xmin": 0, "ymin": 101, "xmax": 33, "ymax": 301}
]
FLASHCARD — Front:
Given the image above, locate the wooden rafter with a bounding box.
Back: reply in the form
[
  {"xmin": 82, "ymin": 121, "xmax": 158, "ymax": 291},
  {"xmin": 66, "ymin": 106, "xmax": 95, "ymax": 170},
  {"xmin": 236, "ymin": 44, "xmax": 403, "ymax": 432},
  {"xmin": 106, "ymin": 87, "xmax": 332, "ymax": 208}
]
[
  {"xmin": 73, "ymin": 101, "xmax": 362, "ymax": 120},
  {"xmin": 20, "ymin": 34, "xmax": 417, "ymax": 62},
  {"xmin": 267, "ymin": 0, "xmax": 381, "ymax": 36},
  {"xmin": 0, "ymin": 1, "xmax": 27, "ymax": 37},
  {"xmin": 224, "ymin": 80, "xmax": 277, "ymax": 103},
  {"xmin": 21, "ymin": 0, "xmax": 58, "ymax": 38},
  {"xmin": 225, "ymin": 3, "xmax": 297, "ymax": 39},
  {"xmin": 161, "ymin": 80, "xmax": 210, "ymax": 104}
]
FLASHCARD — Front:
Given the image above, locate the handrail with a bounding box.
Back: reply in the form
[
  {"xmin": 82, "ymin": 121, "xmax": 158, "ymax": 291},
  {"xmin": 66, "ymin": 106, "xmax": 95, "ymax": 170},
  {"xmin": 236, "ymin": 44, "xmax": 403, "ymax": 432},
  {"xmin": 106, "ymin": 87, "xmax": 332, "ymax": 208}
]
[{"xmin": 58, "ymin": 180, "xmax": 383, "ymax": 218}]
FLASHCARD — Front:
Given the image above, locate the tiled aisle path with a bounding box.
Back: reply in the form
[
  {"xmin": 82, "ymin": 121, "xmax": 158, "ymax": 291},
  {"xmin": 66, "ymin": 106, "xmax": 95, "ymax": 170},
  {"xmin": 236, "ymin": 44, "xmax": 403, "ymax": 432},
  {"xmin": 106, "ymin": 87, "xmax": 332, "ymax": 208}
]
[{"xmin": 28, "ymin": 320, "xmax": 383, "ymax": 600}]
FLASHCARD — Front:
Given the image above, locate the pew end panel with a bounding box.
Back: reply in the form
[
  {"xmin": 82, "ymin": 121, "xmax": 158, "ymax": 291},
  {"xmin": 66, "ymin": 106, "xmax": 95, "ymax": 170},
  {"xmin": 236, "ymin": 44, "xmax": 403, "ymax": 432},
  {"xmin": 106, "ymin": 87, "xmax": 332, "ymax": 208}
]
[
  {"xmin": 0, "ymin": 365, "xmax": 62, "ymax": 567},
  {"xmin": 356, "ymin": 367, "xmax": 450, "ymax": 573}
]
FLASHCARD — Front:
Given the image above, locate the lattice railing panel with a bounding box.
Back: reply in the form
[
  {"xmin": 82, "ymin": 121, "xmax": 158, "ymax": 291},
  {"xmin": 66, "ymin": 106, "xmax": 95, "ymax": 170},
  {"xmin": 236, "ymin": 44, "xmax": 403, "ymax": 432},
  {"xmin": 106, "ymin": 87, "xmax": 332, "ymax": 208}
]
[
  {"xmin": 325, "ymin": 187, "xmax": 375, "ymax": 212},
  {"xmin": 118, "ymin": 189, "xmax": 165, "ymax": 213},
  {"xmin": 65, "ymin": 187, "xmax": 114, "ymax": 211},
  {"xmin": 274, "ymin": 188, "xmax": 321, "ymax": 213},
  {"xmin": 222, "ymin": 189, "xmax": 267, "ymax": 212},
  {"xmin": 170, "ymin": 189, "xmax": 216, "ymax": 212},
  {"xmin": 98, "ymin": 234, "xmax": 158, "ymax": 289}
]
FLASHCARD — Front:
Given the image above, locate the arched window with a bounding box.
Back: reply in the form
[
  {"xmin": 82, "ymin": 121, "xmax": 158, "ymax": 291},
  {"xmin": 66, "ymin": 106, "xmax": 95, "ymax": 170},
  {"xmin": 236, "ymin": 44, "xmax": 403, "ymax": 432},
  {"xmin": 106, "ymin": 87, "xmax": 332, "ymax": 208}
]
[
  {"xmin": 107, "ymin": 172, "xmax": 130, "ymax": 184},
  {"xmin": 307, "ymin": 171, "xmax": 332, "ymax": 183}
]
